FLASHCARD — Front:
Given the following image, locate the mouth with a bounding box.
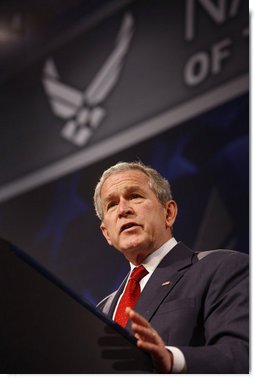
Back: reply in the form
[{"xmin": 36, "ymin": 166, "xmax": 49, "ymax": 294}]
[{"xmin": 120, "ymin": 222, "xmax": 140, "ymax": 233}]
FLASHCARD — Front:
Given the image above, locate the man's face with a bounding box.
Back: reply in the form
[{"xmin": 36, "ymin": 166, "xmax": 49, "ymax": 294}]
[{"xmin": 100, "ymin": 169, "xmax": 177, "ymax": 264}]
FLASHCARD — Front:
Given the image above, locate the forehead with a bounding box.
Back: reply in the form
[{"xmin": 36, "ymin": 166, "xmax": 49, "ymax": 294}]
[{"xmin": 101, "ymin": 169, "xmax": 150, "ymax": 196}]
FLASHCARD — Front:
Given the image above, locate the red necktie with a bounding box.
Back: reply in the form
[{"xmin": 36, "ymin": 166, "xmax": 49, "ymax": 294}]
[{"xmin": 114, "ymin": 265, "xmax": 148, "ymax": 327}]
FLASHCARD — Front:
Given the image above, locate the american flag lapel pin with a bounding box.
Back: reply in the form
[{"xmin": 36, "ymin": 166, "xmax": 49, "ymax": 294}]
[{"xmin": 161, "ymin": 280, "xmax": 171, "ymax": 286}]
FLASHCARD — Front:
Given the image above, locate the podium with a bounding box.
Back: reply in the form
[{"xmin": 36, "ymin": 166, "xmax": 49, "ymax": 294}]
[{"xmin": 0, "ymin": 238, "xmax": 153, "ymax": 373}]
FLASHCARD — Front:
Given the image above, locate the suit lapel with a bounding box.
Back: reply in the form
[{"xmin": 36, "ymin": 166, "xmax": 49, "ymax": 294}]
[
  {"xmin": 126, "ymin": 242, "xmax": 195, "ymax": 331},
  {"xmin": 106, "ymin": 273, "xmax": 129, "ymax": 319}
]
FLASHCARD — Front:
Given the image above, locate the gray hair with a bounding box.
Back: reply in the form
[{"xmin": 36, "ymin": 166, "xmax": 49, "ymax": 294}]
[{"xmin": 93, "ymin": 161, "xmax": 173, "ymax": 220}]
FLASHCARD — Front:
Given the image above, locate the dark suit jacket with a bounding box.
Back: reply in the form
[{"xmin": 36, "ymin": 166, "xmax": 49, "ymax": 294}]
[{"xmin": 97, "ymin": 242, "xmax": 249, "ymax": 373}]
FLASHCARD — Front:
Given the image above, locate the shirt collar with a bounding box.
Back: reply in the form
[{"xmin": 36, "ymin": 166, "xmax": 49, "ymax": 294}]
[{"xmin": 130, "ymin": 237, "xmax": 177, "ymax": 273}]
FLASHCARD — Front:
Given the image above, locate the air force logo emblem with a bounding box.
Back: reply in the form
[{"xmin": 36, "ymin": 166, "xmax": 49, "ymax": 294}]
[{"xmin": 42, "ymin": 13, "xmax": 134, "ymax": 146}]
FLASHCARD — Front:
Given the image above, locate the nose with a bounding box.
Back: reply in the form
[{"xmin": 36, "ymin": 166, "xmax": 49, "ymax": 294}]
[{"xmin": 118, "ymin": 197, "xmax": 133, "ymax": 217}]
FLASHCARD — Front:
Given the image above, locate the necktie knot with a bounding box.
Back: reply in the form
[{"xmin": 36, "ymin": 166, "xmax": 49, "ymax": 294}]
[{"xmin": 130, "ymin": 265, "xmax": 148, "ymax": 282}]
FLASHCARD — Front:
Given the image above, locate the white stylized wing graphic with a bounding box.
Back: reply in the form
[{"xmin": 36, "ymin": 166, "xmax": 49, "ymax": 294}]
[
  {"xmin": 85, "ymin": 12, "xmax": 134, "ymax": 105},
  {"xmin": 42, "ymin": 12, "xmax": 134, "ymax": 122},
  {"xmin": 43, "ymin": 59, "xmax": 83, "ymax": 119}
]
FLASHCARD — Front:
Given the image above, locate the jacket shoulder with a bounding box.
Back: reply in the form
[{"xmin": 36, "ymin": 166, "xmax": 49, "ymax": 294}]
[{"xmin": 196, "ymin": 249, "xmax": 248, "ymax": 263}]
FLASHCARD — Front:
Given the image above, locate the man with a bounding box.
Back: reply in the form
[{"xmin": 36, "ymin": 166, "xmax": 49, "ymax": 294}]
[{"xmin": 93, "ymin": 161, "xmax": 248, "ymax": 373}]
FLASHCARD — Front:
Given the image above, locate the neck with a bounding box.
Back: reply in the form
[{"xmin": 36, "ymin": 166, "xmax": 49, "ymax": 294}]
[
  {"xmin": 125, "ymin": 251, "xmax": 151, "ymax": 266},
  {"xmin": 123, "ymin": 237, "xmax": 173, "ymax": 265},
  {"xmin": 122, "ymin": 236, "xmax": 176, "ymax": 266}
]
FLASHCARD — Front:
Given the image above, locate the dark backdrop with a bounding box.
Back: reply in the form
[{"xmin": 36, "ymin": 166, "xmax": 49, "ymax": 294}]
[{"xmin": 0, "ymin": 0, "xmax": 249, "ymax": 306}]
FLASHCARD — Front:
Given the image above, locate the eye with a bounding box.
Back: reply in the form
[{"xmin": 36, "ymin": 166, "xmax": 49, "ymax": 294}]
[
  {"xmin": 130, "ymin": 193, "xmax": 142, "ymax": 199},
  {"xmin": 107, "ymin": 201, "xmax": 118, "ymax": 210}
]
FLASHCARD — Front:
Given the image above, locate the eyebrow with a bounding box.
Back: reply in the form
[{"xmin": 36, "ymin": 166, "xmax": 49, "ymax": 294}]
[{"xmin": 103, "ymin": 185, "xmax": 142, "ymax": 203}]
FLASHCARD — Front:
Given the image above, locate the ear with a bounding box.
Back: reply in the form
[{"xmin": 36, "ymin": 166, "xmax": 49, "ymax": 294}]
[
  {"xmin": 100, "ymin": 222, "xmax": 113, "ymax": 246},
  {"xmin": 165, "ymin": 200, "xmax": 178, "ymax": 229}
]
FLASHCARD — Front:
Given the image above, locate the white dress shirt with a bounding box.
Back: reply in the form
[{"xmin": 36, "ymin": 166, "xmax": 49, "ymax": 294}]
[{"xmin": 114, "ymin": 237, "xmax": 187, "ymax": 373}]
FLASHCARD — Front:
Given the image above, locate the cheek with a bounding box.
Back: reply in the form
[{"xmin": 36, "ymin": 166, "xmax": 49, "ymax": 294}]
[
  {"xmin": 108, "ymin": 221, "xmax": 120, "ymax": 241},
  {"xmin": 145, "ymin": 208, "xmax": 167, "ymax": 230},
  {"xmin": 145, "ymin": 203, "xmax": 165, "ymax": 218},
  {"xmin": 101, "ymin": 219, "xmax": 115, "ymax": 241}
]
